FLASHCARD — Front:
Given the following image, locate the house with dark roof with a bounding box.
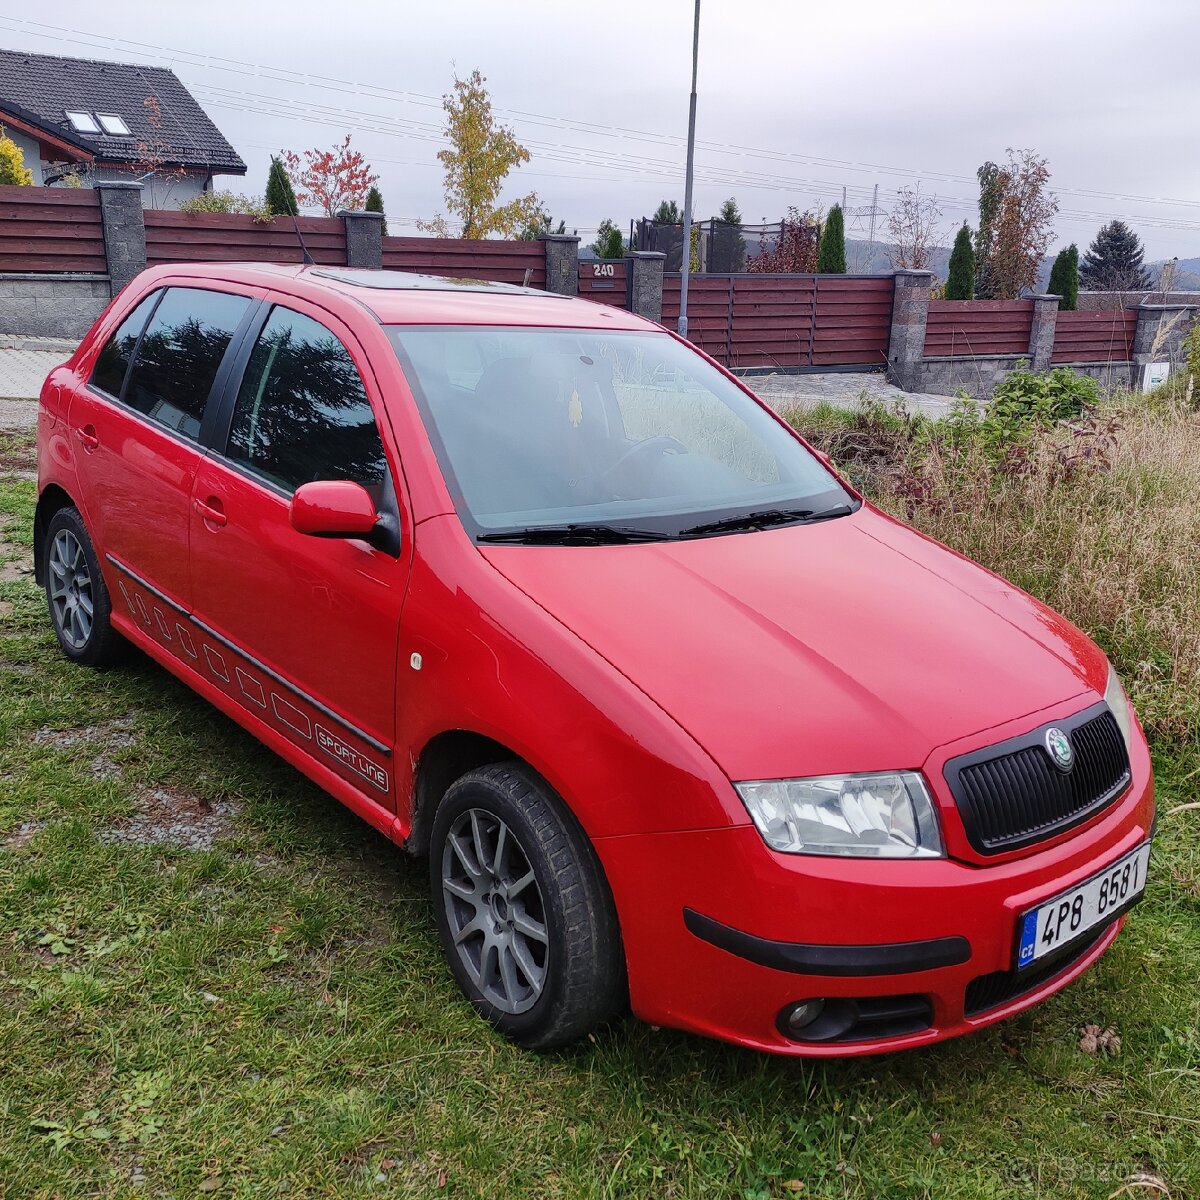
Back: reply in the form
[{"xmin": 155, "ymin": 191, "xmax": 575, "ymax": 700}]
[{"xmin": 0, "ymin": 48, "xmax": 246, "ymax": 208}]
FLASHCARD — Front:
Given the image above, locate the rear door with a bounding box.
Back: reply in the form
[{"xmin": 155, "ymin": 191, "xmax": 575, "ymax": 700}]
[
  {"xmin": 70, "ymin": 284, "xmax": 257, "ymax": 620},
  {"xmin": 188, "ymin": 296, "xmax": 409, "ymax": 808}
]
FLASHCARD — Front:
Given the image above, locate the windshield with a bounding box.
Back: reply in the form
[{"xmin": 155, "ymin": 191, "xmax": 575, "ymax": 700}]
[{"xmin": 386, "ymin": 326, "xmax": 854, "ymax": 541}]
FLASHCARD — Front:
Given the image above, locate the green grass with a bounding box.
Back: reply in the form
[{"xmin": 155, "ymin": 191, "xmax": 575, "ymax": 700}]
[{"xmin": 1, "ymin": 473, "xmax": 1198, "ymax": 1199}]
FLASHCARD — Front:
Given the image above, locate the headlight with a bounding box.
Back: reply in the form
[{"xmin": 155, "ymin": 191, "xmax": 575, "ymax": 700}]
[
  {"xmin": 1104, "ymin": 662, "xmax": 1134, "ymax": 752},
  {"xmin": 734, "ymin": 772, "xmax": 944, "ymax": 858}
]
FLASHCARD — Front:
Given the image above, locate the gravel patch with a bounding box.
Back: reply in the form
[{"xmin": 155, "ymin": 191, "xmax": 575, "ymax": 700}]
[
  {"xmin": 2, "ymin": 821, "xmax": 46, "ymax": 850},
  {"xmin": 98, "ymin": 785, "xmax": 240, "ymax": 851}
]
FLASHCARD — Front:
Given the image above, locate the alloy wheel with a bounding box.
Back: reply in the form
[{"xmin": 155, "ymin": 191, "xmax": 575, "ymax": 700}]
[
  {"xmin": 440, "ymin": 807, "xmax": 549, "ymax": 1014},
  {"xmin": 48, "ymin": 529, "xmax": 94, "ymax": 651}
]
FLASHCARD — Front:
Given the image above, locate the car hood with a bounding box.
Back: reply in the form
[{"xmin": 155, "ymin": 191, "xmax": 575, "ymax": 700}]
[{"xmin": 480, "ymin": 506, "xmax": 1105, "ymax": 782}]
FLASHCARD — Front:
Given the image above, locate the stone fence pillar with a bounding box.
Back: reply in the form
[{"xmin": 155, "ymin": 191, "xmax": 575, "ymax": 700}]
[
  {"xmin": 540, "ymin": 234, "xmax": 580, "ymax": 296},
  {"xmin": 1132, "ymin": 304, "xmax": 1200, "ymax": 388},
  {"xmin": 95, "ymin": 181, "xmax": 146, "ymax": 297},
  {"xmin": 625, "ymin": 251, "xmax": 666, "ymax": 323},
  {"xmin": 1027, "ymin": 293, "xmax": 1061, "ymax": 372},
  {"xmin": 886, "ymin": 270, "xmax": 933, "ymax": 391},
  {"xmin": 340, "ymin": 209, "xmax": 384, "ymax": 269}
]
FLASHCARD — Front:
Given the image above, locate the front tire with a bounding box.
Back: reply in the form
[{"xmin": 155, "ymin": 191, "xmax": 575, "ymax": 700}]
[
  {"xmin": 43, "ymin": 507, "xmax": 126, "ymax": 668},
  {"xmin": 429, "ymin": 763, "xmax": 625, "ymax": 1049}
]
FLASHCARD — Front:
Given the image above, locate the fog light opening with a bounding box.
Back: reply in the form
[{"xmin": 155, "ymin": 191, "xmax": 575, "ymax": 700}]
[
  {"xmin": 777, "ymin": 997, "xmax": 860, "ymax": 1042},
  {"xmin": 784, "ymin": 999, "xmax": 825, "ymax": 1035}
]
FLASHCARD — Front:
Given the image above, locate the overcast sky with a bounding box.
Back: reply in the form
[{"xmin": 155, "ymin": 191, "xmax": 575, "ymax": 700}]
[{"xmin": 2, "ymin": 2, "xmax": 1198, "ymax": 259}]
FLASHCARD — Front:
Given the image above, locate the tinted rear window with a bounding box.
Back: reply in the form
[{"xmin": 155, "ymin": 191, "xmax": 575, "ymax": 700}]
[
  {"xmin": 91, "ymin": 291, "xmax": 159, "ymax": 398},
  {"xmin": 124, "ymin": 287, "xmax": 250, "ymax": 442}
]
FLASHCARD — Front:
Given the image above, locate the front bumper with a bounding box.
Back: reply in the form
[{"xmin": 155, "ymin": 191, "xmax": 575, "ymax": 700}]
[{"xmin": 594, "ymin": 736, "xmax": 1154, "ymax": 1057}]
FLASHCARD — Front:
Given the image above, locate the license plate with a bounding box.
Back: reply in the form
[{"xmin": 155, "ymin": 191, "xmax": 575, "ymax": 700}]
[{"xmin": 1017, "ymin": 842, "xmax": 1151, "ymax": 969}]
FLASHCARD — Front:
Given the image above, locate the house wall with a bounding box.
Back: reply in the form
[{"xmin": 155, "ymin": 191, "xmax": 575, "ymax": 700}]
[
  {"xmin": 5, "ymin": 128, "xmax": 45, "ymax": 182},
  {"xmin": 85, "ymin": 165, "xmax": 210, "ymax": 209}
]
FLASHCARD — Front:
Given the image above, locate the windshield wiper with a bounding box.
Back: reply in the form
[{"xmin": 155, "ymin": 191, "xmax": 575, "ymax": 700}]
[
  {"xmin": 477, "ymin": 522, "xmax": 671, "ymax": 545},
  {"xmin": 677, "ymin": 504, "xmax": 854, "ymax": 538}
]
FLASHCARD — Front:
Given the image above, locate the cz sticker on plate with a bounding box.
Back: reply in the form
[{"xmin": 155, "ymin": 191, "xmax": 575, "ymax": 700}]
[{"xmin": 1017, "ymin": 842, "xmax": 1151, "ymax": 969}]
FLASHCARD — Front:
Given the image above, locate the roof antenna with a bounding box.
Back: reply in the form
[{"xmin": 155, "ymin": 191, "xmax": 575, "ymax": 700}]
[{"xmin": 292, "ymin": 216, "xmax": 315, "ymax": 266}]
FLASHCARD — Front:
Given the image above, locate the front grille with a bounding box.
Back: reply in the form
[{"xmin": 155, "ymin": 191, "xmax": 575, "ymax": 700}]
[
  {"xmin": 964, "ymin": 921, "xmax": 1114, "ymax": 1016},
  {"xmin": 944, "ymin": 703, "xmax": 1130, "ymax": 854}
]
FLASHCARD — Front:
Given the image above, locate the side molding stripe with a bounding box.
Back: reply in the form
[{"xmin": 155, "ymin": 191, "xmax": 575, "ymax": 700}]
[{"xmin": 106, "ymin": 553, "xmax": 391, "ymax": 757}]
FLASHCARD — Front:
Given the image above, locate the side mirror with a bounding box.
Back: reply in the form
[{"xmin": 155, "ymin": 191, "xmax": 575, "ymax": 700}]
[{"xmin": 290, "ymin": 480, "xmax": 378, "ymax": 539}]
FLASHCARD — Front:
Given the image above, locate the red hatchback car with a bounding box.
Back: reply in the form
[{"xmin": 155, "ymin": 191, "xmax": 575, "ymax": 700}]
[{"xmin": 35, "ymin": 263, "xmax": 1154, "ymax": 1055}]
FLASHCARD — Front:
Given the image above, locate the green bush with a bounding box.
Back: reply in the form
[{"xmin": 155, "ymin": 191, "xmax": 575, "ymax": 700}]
[
  {"xmin": 989, "ymin": 362, "xmax": 1098, "ymax": 425},
  {"xmin": 180, "ymin": 190, "xmax": 273, "ymax": 223}
]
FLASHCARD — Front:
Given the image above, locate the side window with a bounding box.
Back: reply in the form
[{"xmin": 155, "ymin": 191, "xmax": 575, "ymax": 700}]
[
  {"xmin": 226, "ymin": 306, "xmax": 388, "ymax": 495},
  {"xmin": 91, "ymin": 291, "xmax": 160, "ymax": 398},
  {"xmin": 123, "ymin": 287, "xmax": 250, "ymax": 442}
]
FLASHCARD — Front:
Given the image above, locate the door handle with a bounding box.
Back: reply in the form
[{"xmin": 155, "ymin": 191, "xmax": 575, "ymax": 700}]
[
  {"xmin": 75, "ymin": 425, "xmax": 99, "ymax": 452},
  {"xmin": 193, "ymin": 497, "xmax": 228, "ymax": 528}
]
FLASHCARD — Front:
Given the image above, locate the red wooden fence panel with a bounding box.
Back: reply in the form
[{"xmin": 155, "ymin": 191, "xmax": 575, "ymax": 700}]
[
  {"xmin": 381, "ymin": 237, "xmax": 546, "ymax": 287},
  {"xmin": 924, "ymin": 299, "xmax": 1033, "ymax": 357},
  {"xmin": 144, "ymin": 210, "xmax": 347, "ymax": 266},
  {"xmin": 813, "ymin": 276, "xmax": 893, "ymax": 366},
  {"xmin": 0, "ymin": 185, "xmax": 106, "ymax": 273},
  {"xmin": 1050, "ymin": 309, "xmax": 1137, "ymax": 363},
  {"xmin": 662, "ymin": 273, "xmax": 894, "ymax": 368},
  {"xmin": 661, "ymin": 275, "xmax": 733, "ymax": 362},
  {"xmin": 577, "ymin": 259, "xmax": 627, "ymax": 307}
]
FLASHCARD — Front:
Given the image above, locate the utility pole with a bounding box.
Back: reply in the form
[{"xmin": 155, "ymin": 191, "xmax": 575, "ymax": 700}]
[
  {"xmin": 867, "ymin": 182, "xmax": 879, "ymax": 259},
  {"xmin": 677, "ymin": 0, "xmax": 701, "ymax": 338}
]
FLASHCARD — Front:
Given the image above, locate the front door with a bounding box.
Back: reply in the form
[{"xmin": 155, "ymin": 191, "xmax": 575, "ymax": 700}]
[
  {"xmin": 69, "ymin": 284, "xmax": 255, "ymax": 622},
  {"xmin": 188, "ymin": 298, "xmax": 409, "ymax": 809}
]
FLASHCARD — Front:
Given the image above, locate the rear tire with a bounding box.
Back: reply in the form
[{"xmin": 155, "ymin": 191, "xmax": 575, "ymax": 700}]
[
  {"xmin": 429, "ymin": 762, "xmax": 625, "ymax": 1049},
  {"xmin": 42, "ymin": 507, "xmax": 126, "ymax": 668}
]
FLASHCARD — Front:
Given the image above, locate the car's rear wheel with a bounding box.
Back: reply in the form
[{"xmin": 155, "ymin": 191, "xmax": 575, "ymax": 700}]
[
  {"xmin": 43, "ymin": 507, "xmax": 126, "ymax": 668},
  {"xmin": 429, "ymin": 763, "xmax": 625, "ymax": 1049}
]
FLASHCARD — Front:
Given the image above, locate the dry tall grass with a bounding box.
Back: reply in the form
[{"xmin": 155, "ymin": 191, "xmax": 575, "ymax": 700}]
[{"xmin": 793, "ymin": 398, "xmax": 1200, "ymax": 743}]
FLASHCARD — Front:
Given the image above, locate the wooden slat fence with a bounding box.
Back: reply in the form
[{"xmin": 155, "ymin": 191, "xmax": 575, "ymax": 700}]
[
  {"xmin": 0, "ymin": 184, "xmax": 106, "ymax": 273},
  {"xmin": 577, "ymin": 259, "xmax": 627, "ymax": 307},
  {"xmin": 145, "ymin": 210, "xmax": 347, "ymax": 266},
  {"xmin": 924, "ymin": 299, "xmax": 1033, "ymax": 357},
  {"xmin": 382, "ymin": 237, "xmax": 546, "ymax": 287},
  {"xmin": 1050, "ymin": 309, "xmax": 1138, "ymax": 364},
  {"xmin": 813, "ymin": 277, "xmax": 894, "ymax": 366},
  {"xmin": 661, "ymin": 273, "xmax": 894, "ymax": 369}
]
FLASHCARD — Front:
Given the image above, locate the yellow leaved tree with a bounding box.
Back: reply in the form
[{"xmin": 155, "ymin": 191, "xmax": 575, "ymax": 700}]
[
  {"xmin": 0, "ymin": 127, "xmax": 34, "ymax": 186},
  {"xmin": 421, "ymin": 70, "xmax": 539, "ymax": 239}
]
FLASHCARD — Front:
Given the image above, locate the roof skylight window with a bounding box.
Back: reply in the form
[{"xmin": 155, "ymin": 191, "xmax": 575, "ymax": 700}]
[
  {"xmin": 65, "ymin": 110, "xmax": 100, "ymax": 133},
  {"xmin": 96, "ymin": 113, "xmax": 131, "ymax": 136}
]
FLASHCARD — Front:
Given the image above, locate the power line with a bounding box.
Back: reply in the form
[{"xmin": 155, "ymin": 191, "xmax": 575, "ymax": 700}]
[
  {"xmin": 3, "ymin": 15, "xmax": 1200, "ymax": 218},
  {"xmin": 202, "ymin": 83, "xmax": 1200, "ymax": 234}
]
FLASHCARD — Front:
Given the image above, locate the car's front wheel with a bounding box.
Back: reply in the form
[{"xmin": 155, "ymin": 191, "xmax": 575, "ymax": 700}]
[
  {"xmin": 429, "ymin": 763, "xmax": 625, "ymax": 1049},
  {"xmin": 43, "ymin": 507, "xmax": 126, "ymax": 668}
]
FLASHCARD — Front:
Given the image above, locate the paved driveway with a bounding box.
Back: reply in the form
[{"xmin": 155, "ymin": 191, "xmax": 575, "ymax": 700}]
[
  {"xmin": 741, "ymin": 371, "xmax": 958, "ymax": 418},
  {"xmin": 0, "ymin": 347, "xmax": 64, "ymax": 427}
]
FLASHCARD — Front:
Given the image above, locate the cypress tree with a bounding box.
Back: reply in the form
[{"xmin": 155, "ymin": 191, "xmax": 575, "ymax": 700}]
[
  {"xmin": 816, "ymin": 204, "xmax": 847, "ymax": 274},
  {"xmin": 1080, "ymin": 221, "xmax": 1152, "ymax": 292},
  {"xmin": 1047, "ymin": 244, "xmax": 1079, "ymax": 310},
  {"xmin": 945, "ymin": 223, "xmax": 975, "ymax": 300},
  {"xmin": 365, "ymin": 184, "xmax": 387, "ymax": 235},
  {"xmin": 265, "ymin": 157, "xmax": 299, "ymax": 217}
]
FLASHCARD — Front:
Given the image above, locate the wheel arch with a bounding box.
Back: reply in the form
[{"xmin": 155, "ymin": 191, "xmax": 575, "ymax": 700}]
[
  {"xmin": 407, "ymin": 728, "xmax": 535, "ymax": 857},
  {"xmin": 33, "ymin": 484, "xmax": 79, "ymax": 586}
]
